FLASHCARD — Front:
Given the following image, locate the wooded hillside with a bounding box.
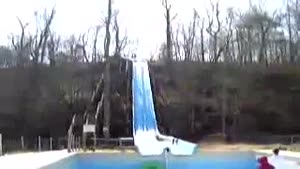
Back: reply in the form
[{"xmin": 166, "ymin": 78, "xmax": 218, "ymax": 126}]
[{"xmin": 1, "ymin": 60, "xmax": 300, "ymax": 141}]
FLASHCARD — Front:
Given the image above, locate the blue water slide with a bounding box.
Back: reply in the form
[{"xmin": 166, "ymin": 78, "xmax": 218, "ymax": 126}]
[{"xmin": 131, "ymin": 61, "xmax": 197, "ymax": 156}]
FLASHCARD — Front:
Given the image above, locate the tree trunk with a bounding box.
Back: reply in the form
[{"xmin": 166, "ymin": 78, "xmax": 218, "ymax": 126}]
[
  {"xmin": 213, "ymin": 34, "xmax": 218, "ymax": 62},
  {"xmin": 295, "ymin": 0, "xmax": 299, "ymax": 63},
  {"xmin": 103, "ymin": 61, "xmax": 111, "ymax": 138},
  {"xmin": 190, "ymin": 107, "xmax": 195, "ymax": 133},
  {"xmin": 103, "ymin": 0, "xmax": 112, "ymax": 139},
  {"xmin": 231, "ymin": 34, "xmax": 235, "ymax": 62},
  {"xmin": 236, "ymin": 29, "xmax": 241, "ymax": 64},
  {"xmin": 247, "ymin": 27, "xmax": 253, "ymax": 63},
  {"xmin": 287, "ymin": 5, "xmax": 294, "ymax": 63},
  {"xmin": 200, "ymin": 26, "xmax": 205, "ymax": 62},
  {"xmin": 259, "ymin": 25, "xmax": 266, "ymax": 63},
  {"xmin": 222, "ymin": 86, "xmax": 227, "ymax": 137},
  {"xmin": 166, "ymin": 8, "xmax": 172, "ymax": 62}
]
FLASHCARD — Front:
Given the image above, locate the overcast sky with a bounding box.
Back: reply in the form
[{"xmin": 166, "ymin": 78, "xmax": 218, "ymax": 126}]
[{"xmin": 0, "ymin": 0, "xmax": 285, "ymax": 58}]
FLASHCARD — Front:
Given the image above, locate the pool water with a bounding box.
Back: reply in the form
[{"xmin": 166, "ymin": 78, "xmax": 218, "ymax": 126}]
[{"xmin": 41, "ymin": 152, "xmax": 258, "ymax": 169}]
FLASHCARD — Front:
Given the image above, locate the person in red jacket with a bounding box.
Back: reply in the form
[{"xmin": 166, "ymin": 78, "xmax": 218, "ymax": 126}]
[{"xmin": 258, "ymin": 156, "xmax": 275, "ymax": 169}]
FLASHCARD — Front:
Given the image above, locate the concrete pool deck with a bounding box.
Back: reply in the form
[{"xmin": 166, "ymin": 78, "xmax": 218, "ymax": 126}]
[
  {"xmin": 1, "ymin": 149, "xmax": 300, "ymax": 169},
  {"xmin": 0, "ymin": 149, "xmax": 137, "ymax": 169},
  {"xmin": 255, "ymin": 149, "xmax": 300, "ymax": 159},
  {"xmin": 0, "ymin": 150, "xmax": 75, "ymax": 169},
  {"xmin": 254, "ymin": 149, "xmax": 300, "ymax": 169}
]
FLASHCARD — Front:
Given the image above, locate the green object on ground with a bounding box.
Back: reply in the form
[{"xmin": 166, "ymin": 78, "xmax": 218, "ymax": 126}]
[{"xmin": 142, "ymin": 161, "xmax": 164, "ymax": 169}]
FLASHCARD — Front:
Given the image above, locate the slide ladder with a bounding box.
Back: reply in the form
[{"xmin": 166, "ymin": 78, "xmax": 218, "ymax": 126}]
[{"xmin": 132, "ymin": 61, "xmax": 197, "ymax": 156}]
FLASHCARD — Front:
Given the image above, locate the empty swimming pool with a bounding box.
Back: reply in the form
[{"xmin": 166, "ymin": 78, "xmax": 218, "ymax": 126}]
[{"xmin": 41, "ymin": 151, "xmax": 258, "ymax": 169}]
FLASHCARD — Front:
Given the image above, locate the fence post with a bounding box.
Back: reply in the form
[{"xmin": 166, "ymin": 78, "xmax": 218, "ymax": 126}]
[
  {"xmin": 0, "ymin": 133, "xmax": 2, "ymax": 156},
  {"xmin": 50, "ymin": 137, "xmax": 53, "ymax": 151},
  {"xmin": 67, "ymin": 134, "xmax": 71, "ymax": 152},
  {"xmin": 72, "ymin": 135, "xmax": 75, "ymax": 151},
  {"xmin": 74, "ymin": 136, "xmax": 76, "ymax": 151},
  {"xmin": 70, "ymin": 135, "xmax": 73, "ymax": 152},
  {"xmin": 76, "ymin": 136, "xmax": 80, "ymax": 151},
  {"xmin": 77, "ymin": 136, "xmax": 80, "ymax": 150},
  {"xmin": 79, "ymin": 137, "xmax": 81, "ymax": 150},
  {"xmin": 76, "ymin": 137, "xmax": 78, "ymax": 151},
  {"xmin": 76, "ymin": 137, "xmax": 79, "ymax": 151},
  {"xmin": 119, "ymin": 138, "xmax": 122, "ymax": 147},
  {"xmin": 21, "ymin": 136, "xmax": 25, "ymax": 150},
  {"xmin": 291, "ymin": 136, "xmax": 294, "ymax": 145},
  {"xmin": 70, "ymin": 135, "xmax": 73, "ymax": 151},
  {"xmin": 93, "ymin": 133, "xmax": 96, "ymax": 150},
  {"xmin": 38, "ymin": 136, "xmax": 41, "ymax": 152},
  {"xmin": 83, "ymin": 133, "xmax": 86, "ymax": 151}
]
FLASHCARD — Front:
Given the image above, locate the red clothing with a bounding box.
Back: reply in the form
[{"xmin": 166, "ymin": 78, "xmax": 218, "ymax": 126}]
[{"xmin": 259, "ymin": 157, "xmax": 275, "ymax": 169}]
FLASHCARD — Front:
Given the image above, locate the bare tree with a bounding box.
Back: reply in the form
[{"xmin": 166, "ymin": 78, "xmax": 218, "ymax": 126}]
[
  {"xmin": 58, "ymin": 34, "xmax": 89, "ymax": 64},
  {"xmin": 247, "ymin": 25, "xmax": 253, "ymax": 63},
  {"xmin": 200, "ymin": 19, "xmax": 206, "ymax": 62},
  {"xmin": 114, "ymin": 12, "xmax": 120, "ymax": 58},
  {"xmin": 206, "ymin": 3, "xmax": 233, "ymax": 63},
  {"xmin": 62, "ymin": 35, "xmax": 78, "ymax": 63},
  {"xmin": 182, "ymin": 10, "xmax": 198, "ymax": 61},
  {"xmin": 162, "ymin": 0, "xmax": 177, "ymax": 62},
  {"xmin": 11, "ymin": 17, "xmax": 31, "ymax": 67},
  {"xmin": 77, "ymin": 33, "xmax": 89, "ymax": 63},
  {"xmin": 0, "ymin": 46, "xmax": 16, "ymax": 67},
  {"xmin": 223, "ymin": 8, "xmax": 234, "ymax": 63},
  {"xmin": 237, "ymin": 27, "xmax": 250, "ymax": 64},
  {"xmin": 104, "ymin": 0, "xmax": 112, "ymax": 60},
  {"xmin": 293, "ymin": 0, "xmax": 299, "ymax": 63},
  {"xmin": 158, "ymin": 43, "xmax": 167, "ymax": 61},
  {"xmin": 258, "ymin": 13, "xmax": 278, "ymax": 64},
  {"xmin": 92, "ymin": 26, "xmax": 101, "ymax": 63},
  {"xmin": 113, "ymin": 11, "xmax": 129, "ymax": 58},
  {"xmin": 287, "ymin": 3, "xmax": 294, "ymax": 63},
  {"xmin": 236, "ymin": 5, "xmax": 279, "ymax": 65},
  {"xmin": 206, "ymin": 2, "xmax": 222, "ymax": 62},
  {"xmin": 31, "ymin": 8, "xmax": 55, "ymax": 65},
  {"xmin": 173, "ymin": 25, "xmax": 182, "ymax": 61},
  {"xmin": 47, "ymin": 32, "xmax": 60, "ymax": 67},
  {"xmin": 236, "ymin": 10, "xmax": 255, "ymax": 65},
  {"xmin": 286, "ymin": 0, "xmax": 300, "ymax": 63}
]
